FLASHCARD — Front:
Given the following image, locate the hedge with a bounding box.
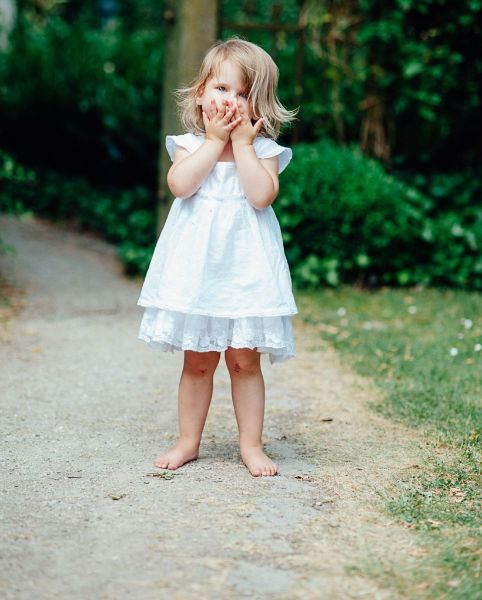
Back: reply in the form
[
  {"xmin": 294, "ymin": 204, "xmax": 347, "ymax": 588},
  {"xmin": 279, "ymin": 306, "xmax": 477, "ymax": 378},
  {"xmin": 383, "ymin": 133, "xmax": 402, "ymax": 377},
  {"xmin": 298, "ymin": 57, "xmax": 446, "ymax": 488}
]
[{"xmin": 1, "ymin": 142, "xmax": 480, "ymax": 289}]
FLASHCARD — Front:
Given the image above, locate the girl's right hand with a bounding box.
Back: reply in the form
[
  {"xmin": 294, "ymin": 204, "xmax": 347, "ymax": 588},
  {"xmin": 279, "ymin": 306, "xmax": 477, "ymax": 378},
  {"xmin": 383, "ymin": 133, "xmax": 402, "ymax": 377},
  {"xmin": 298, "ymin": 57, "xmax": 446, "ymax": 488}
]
[{"xmin": 202, "ymin": 99, "xmax": 242, "ymax": 144}]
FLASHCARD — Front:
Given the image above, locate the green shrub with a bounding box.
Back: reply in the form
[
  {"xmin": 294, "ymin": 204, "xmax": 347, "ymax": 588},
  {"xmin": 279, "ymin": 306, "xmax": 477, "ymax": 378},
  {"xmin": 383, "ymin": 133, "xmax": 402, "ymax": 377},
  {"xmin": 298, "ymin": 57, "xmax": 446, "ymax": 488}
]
[
  {"xmin": 407, "ymin": 171, "xmax": 482, "ymax": 288},
  {"xmin": 2, "ymin": 143, "xmax": 480, "ymax": 289},
  {"xmin": 0, "ymin": 13, "xmax": 164, "ymax": 187},
  {"xmin": 275, "ymin": 140, "xmax": 481, "ymax": 289},
  {"xmin": 0, "ymin": 152, "xmax": 38, "ymax": 214},
  {"xmin": 0, "ymin": 149, "xmax": 157, "ymax": 271}
]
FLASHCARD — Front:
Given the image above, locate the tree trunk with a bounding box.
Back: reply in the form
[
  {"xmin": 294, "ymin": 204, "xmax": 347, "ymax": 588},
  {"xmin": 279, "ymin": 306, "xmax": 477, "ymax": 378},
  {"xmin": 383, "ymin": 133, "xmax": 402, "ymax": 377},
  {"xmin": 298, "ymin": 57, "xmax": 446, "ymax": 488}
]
[
  {"xmin": 157, "ymin": 0, "xmax": 219, "ymax": 236},
  {"xmin": 0, "ymin": 0, "xmax": 17, "ymax": 52}
]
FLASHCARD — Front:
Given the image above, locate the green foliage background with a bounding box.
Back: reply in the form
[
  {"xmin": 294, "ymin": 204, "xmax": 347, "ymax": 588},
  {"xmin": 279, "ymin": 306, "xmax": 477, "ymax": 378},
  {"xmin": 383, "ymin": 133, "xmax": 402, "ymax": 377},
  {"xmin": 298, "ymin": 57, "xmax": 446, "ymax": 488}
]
[{"xmin": 0, "ymin": 0, "xmax": 481, "ymax": 288}]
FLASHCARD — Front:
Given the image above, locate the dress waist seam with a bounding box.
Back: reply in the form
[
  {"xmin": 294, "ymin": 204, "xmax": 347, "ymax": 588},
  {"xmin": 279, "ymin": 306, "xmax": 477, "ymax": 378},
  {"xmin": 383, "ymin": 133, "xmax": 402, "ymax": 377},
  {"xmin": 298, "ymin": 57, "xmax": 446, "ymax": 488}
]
[{"xmin": 195, "ymin": 192, "xmax": 247, "ymax": 201}]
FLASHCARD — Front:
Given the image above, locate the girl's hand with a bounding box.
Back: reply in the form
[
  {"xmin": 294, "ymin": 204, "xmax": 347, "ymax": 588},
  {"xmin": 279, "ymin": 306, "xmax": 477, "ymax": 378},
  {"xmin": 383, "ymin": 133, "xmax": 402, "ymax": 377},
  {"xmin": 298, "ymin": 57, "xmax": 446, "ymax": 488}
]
[
  {"xmin": 229, "ymin": 102, "xmax": 264, "ymax": 146},
  {"xmin": 202, "ymin": 99, "xmax": 242, "ymax": 145}
]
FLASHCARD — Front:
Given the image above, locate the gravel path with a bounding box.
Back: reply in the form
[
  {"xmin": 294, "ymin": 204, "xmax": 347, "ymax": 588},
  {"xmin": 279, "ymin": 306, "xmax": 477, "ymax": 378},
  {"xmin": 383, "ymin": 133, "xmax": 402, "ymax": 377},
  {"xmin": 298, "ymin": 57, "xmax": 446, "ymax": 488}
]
[{"xmin": 0, "ymin": 214, "xmax": 428, "ymax": 599}]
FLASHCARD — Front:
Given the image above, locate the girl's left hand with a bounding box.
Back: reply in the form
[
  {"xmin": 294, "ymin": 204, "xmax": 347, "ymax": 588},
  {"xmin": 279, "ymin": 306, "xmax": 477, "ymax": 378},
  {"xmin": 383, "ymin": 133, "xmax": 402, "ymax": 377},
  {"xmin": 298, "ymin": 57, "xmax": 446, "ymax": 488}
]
[{"xmin": 229, "ymin": 102, "xmax": 264, "ymax": 146}]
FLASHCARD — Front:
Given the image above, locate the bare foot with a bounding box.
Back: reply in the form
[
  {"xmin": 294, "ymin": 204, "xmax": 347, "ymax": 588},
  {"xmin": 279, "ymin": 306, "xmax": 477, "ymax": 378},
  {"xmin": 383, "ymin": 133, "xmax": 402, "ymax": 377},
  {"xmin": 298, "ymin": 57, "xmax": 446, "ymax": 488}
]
[
  {"xmin": 240, "ymin": 445, "xmax": 278, "ymax": 477},
  {"xmin": 154, "ymin": 439, "xmax": 199, "ymax": 470}
]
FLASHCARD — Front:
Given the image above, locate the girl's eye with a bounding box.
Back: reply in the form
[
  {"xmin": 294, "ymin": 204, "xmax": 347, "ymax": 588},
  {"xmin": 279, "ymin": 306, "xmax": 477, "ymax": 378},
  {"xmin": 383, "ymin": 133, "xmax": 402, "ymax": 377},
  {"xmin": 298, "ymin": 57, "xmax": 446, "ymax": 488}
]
[{"xmin": 216, "ymin": 86, "xmax": 247, "ymax": 98}]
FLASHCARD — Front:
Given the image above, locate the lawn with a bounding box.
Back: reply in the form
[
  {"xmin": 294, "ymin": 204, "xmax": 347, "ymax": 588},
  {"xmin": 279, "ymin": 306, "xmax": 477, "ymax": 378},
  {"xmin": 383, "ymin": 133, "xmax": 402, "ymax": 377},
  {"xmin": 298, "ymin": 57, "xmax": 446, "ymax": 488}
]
[{"xmin": 297, "ymin": 284, "xmax": 481, "ymax": 598}]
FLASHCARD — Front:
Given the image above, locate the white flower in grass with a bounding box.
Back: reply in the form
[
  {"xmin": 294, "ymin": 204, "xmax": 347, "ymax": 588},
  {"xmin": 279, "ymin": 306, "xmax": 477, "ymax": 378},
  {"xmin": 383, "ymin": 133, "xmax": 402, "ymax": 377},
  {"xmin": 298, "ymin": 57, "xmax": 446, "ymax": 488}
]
[
  {"xmin": 408, "ymin": 305, "xmax": 417, "ymax": 314},
  {"xmin": 337, "ymin": 307, "xmax": 346, "ymax": 317},
  {"xmin": 449, "ymin": 347, "xmax": 459, "ymax": 356},
  {"xmin": 463, "ymin": 319, "xmax": 473, "ymax": 329},
  {"xmin": 475, "ymin": 343, "xmax": 481, "ymax": 352}
]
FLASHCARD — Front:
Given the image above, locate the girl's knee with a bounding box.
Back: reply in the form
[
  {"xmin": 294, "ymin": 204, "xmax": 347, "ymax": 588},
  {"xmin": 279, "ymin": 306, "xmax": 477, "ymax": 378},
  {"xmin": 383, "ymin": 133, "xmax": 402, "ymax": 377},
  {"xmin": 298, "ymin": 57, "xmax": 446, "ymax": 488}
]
[
  {"xmin": 183, "ymin": 350, "xmax": 220, "ymax": 375},
  {"xmin": 225, "ymin": 347, "xmax": 261, "ymax": 375}
]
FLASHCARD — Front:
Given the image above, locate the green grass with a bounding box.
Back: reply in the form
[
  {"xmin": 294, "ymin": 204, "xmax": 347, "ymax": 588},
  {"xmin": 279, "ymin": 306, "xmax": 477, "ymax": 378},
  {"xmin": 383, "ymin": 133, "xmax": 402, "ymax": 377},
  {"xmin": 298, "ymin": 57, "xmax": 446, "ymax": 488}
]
[
  {"xmin": 296, "ymin": 284, "xmax": 481, "ymax": 599},
  {"xmin": 297, "ymin": 285, "xmax": 481, "ymax": 441}
]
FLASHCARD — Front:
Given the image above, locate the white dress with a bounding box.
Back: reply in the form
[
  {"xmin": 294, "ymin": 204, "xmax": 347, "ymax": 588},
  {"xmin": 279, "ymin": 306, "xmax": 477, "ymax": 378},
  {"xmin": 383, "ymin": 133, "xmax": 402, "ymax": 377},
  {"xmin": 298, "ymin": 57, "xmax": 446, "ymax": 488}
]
[{"xmin": 137, "ymin": 132, "xmax": 298, "ymax": 364}]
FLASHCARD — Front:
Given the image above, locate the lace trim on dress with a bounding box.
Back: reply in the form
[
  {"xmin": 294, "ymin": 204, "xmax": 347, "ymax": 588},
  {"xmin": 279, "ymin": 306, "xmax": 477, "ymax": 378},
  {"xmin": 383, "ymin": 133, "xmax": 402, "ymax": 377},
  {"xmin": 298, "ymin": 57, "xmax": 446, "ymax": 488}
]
[{"xmin": 138, "ymin": 307, "xmax": 295, "ymax": 364}]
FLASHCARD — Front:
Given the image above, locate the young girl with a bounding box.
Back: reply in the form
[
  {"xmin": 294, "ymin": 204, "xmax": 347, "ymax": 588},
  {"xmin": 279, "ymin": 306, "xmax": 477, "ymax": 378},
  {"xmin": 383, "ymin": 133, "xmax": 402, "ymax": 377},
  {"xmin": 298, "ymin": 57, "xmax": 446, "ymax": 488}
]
[{"xmin": 137, "ymin": 37, "xmax": 299, "ymax": 477}]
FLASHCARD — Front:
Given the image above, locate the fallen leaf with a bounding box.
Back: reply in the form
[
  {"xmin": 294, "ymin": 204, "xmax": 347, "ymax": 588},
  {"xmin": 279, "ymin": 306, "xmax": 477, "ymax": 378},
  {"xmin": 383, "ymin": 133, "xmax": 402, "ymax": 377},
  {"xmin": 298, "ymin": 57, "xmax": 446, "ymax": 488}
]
[
  {"xmin": 426, "ymin": 519, "xmax": 442, "ymax": 529},
  {"xmin": 145, "ymin": 472, "xmax": 176, "ymax": 479},
  {"xmin": 294, "ymin": 474, "xmax": 316, "ymax": 482},
  {"xmin": 109, "ymin": 493, "xmax": 126, "ymax": 501},
  {"xmin": 312, "ymin": 499, "xmax": 335, "ymax": 510},
  {"xmin": 448, "ymin": 487, "xmax": 466, "ymax": 502},
  {"xmin": 415, "ymin": 582, "xmax": 431, "ymax": 590},
  {"xmin": 316, "ymin": 323, "xmax": 339, "ymax": 334},
  {"xmin": 409, "ymin": 547, "xmax": 427, "ymax": 557}
]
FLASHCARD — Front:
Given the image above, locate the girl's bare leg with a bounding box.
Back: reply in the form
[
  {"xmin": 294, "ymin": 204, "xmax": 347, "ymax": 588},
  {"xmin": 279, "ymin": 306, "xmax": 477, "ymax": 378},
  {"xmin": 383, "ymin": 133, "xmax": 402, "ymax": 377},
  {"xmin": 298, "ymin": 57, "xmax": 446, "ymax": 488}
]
[
  {"xmin": 154, "ymin": 350, "xmax": 220, "ymax": 469},
  {"xmin": 225, "ymin": 347, "xmax": 277, "ymax": 477}
]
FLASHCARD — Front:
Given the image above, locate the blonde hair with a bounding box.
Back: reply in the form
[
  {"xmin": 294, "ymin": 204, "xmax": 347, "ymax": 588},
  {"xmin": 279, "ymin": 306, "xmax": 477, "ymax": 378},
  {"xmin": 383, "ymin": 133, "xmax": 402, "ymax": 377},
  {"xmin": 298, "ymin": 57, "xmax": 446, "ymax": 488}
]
[{"xmin": 174, "ymin": 36, "xmax": 298, "ymax": 140}]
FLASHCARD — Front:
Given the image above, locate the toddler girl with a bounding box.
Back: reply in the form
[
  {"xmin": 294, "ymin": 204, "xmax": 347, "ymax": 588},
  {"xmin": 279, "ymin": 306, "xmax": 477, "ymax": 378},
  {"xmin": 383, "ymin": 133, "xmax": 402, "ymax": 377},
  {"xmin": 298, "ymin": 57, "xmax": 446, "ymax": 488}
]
[{"xmin": 137, "ymin": 37, "xmax": 299, "ymax": 477}]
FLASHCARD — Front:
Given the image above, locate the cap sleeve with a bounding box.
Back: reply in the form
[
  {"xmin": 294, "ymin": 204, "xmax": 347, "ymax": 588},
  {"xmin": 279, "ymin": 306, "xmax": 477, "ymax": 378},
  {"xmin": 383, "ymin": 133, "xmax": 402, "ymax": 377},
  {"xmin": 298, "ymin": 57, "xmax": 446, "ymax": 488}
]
[
  {"xmin": 254, "ymin": 137, "xmax": 293, "ymax": 174},
  {"xmin": 165, "ymin": 133, "xmax": 196, "ymax": 162}
]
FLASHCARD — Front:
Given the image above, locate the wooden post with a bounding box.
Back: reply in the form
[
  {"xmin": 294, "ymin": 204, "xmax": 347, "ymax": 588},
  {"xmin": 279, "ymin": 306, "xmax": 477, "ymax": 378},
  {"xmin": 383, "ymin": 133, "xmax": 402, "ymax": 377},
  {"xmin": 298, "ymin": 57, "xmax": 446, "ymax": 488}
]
[
  {"xmin": 0, "ymin": 0, "xmax": 17, "ymax": 52},
  {"xmin": 292, "ymin": 0, "xmax": 307, "ymax": 145},
  {"xmin": 270, "ymin": 4, "xmax": 282, "ymax": 60},
  {"xmin": 157, "ymin": 0, "xmax": 220, "ymax": 236}
]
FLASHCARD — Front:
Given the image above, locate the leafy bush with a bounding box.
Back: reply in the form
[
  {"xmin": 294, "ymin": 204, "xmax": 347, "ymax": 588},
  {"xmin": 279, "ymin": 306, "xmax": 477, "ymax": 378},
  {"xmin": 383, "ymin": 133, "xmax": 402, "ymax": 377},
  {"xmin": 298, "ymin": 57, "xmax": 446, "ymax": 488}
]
[
  {"xmin": 275, "ymin": 140, "xmax": 481, "ymax": 289},
  {"xmin": 0, "ymin": 149, "xmax": 157, "ymax": 273},
  {"xmin": 0, "ymin": 13, "xmax": 164, "ymax": 187},
  {"xmin": 406, "ymin": 170, "xmax": 482, "ymax": 288},
  {"xmin": 2, "ymin": 143, "xmax": 480, "ymax": 289}
]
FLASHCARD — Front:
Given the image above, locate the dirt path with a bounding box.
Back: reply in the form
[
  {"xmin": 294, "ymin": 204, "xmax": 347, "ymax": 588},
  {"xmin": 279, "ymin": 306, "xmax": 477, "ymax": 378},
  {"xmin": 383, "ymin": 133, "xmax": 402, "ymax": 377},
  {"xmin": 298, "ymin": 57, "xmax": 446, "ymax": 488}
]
[{"xmin": 0, "ymin": 214, "xmax": 429, "ymax": 599}]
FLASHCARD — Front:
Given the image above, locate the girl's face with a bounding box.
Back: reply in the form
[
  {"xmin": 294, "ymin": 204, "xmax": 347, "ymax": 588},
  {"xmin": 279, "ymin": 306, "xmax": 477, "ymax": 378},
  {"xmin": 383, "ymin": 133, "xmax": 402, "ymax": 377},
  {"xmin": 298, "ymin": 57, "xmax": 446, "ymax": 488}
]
[{"xmin": 196, "ymin": 60, "xmax": 253, "ymax": 122}]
